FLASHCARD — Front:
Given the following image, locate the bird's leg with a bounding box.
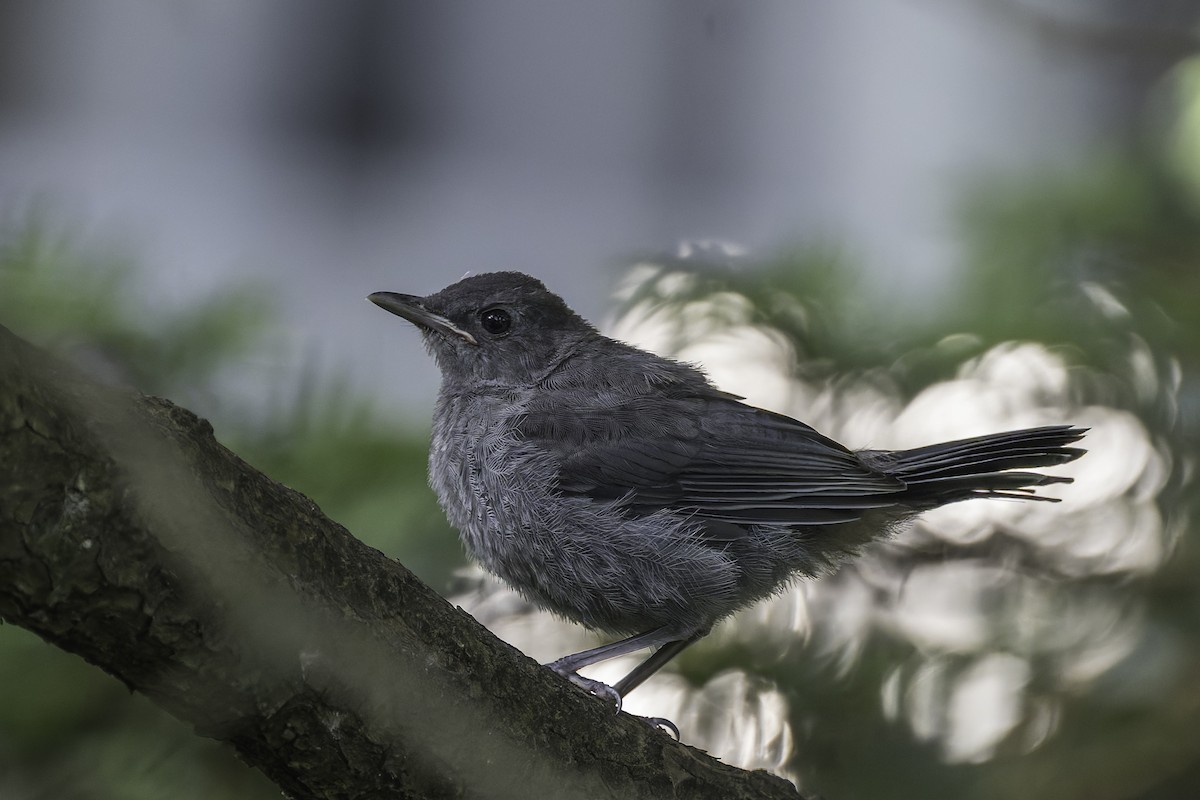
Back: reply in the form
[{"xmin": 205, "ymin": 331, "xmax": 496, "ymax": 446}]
[
  {"xmin": 614, "ymin": 632, "xmax": 702, "ymax": 696},
  {"xmin": 546, "ymin": 626, "xmax": 703, "ymax": 737},
  {"xmin": 546, "ymin": 626, "xmax": 678, "ymax": 710},
  {"xmin": 612, "ymin": 633, "xmax": 703, "ymax": 738}
]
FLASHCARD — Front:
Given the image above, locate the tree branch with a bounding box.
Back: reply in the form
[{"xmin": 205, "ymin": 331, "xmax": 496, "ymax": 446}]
[{"xmin": 0, "ymin": 325, "xmax": 804, "ymax": 800}]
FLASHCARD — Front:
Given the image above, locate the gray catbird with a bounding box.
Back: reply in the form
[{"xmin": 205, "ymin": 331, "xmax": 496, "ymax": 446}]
[{"xmin": 369, "ymin": 271, "xmax": 1086, "ymax": 720}]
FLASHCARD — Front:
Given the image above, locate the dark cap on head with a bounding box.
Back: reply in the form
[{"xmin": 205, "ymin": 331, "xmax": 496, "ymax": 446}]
[{"xmin": 369, "ymin": 271, "xmax": 595, "ymax": 384}]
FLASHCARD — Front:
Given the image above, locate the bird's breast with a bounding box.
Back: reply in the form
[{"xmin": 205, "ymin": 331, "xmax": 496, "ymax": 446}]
[{"xmin": 428, "ymin": 390, "xmax": 555, "ymax": 570}]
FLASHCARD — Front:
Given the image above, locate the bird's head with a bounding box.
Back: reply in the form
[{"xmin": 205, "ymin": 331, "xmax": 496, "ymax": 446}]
[{"xmin": 369, "ymin": 271, "xmax": 596, "ymax": 386}]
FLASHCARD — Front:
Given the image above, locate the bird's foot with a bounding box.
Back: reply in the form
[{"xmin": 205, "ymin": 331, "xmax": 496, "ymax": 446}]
[
  {"xmin": 548, "ymin": 664, "xmax": 625, "ymax": 712},
  {"xmin": 546, "ymin": 661, "xmax": 680, "ymax": 738}
]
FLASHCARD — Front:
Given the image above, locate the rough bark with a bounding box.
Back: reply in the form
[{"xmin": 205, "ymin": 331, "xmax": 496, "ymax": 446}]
[{"xmin": 0, "ymin": 324, "xmax": 805, "ymax": 800}]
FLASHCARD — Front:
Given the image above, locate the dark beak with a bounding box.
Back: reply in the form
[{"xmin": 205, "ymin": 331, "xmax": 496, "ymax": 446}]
[{"xmin": 368, "ymin": 292, "xmax": 478, "ymax": 345}]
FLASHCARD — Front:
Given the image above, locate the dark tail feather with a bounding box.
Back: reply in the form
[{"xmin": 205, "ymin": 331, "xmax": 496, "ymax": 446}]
[{"xmin": 888, "ymin": 425, "xmax": 1087, "ymax": 506}]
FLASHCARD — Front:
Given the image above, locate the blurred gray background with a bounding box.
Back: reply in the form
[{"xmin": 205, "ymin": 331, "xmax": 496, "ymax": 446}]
[{"xmin": 1, "ymin": 0, "xmax": 1188, "ymax": 414}]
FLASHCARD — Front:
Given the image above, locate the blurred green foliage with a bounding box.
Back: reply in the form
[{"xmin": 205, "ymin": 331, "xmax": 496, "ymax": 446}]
[{"xmin": 0, "ymin": 217, "xmax": 270, "ymax": 399}]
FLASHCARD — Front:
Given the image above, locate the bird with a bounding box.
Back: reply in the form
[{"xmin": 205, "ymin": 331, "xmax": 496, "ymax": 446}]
[{"xmin": 368, "ymin": 271, "xmax": 1086, "ymax": 728}]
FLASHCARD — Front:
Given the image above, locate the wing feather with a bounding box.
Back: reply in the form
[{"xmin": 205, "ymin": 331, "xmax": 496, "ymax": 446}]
[{"xmin": 519, "ymin": 393, "xmax": 905, "ymax": 535}]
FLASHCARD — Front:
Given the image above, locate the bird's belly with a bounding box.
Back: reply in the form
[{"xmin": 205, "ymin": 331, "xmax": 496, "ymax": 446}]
[{"xmin": 430, "ymin": 425, "xmax": 740, "ymax": 635}]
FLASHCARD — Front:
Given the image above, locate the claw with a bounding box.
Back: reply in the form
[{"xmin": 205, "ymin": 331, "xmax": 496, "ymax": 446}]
[
  {"xmin": 641, "ymin": 716, "xmax": 681, "ymax": 740},
  {"xmin": 547, "ymin": 657, "xmax": 625, "ymax": 712},
  {"xmin": 558, "ymin": 670, "xmax": 624, "ymax": 713},
  {"xmin": 546, "ymin": 663, "xmax": 683, "ymax": 738}
]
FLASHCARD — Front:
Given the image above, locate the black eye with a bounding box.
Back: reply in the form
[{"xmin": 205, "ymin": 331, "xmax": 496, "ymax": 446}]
[{"xmin": 479, "ymin": 307, "xmax": 512, "ymax": 335}]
